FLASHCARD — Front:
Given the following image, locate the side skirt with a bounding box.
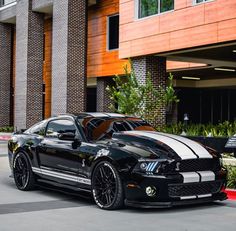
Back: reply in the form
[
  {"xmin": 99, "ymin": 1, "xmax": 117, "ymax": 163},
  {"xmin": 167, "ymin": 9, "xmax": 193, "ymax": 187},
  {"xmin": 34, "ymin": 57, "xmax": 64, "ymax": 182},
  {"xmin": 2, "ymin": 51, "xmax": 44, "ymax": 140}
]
[{"xmin": 37, "ymin": 178, "xmax": 92, "ymax": 198}]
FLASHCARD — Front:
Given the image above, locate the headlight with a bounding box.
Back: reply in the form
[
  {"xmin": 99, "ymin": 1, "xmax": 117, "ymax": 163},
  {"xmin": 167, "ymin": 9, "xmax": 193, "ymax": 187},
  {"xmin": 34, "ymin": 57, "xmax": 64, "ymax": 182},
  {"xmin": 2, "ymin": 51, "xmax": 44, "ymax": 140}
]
[{"xmin": 133, "ymin": 159, "xmax": 169, "ymax": 174}]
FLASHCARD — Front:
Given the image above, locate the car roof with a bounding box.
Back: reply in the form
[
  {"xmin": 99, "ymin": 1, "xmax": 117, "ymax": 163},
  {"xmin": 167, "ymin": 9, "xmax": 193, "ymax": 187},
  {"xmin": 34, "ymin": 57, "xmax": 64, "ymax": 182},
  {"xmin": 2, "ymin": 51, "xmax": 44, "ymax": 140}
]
[
  {"xmin": 75, "ymin": 112, "xmax": 127, "ymax": 119},
  {"xmin": 52, "ymin": 112, "xmax": 142, "ymax": 121}
]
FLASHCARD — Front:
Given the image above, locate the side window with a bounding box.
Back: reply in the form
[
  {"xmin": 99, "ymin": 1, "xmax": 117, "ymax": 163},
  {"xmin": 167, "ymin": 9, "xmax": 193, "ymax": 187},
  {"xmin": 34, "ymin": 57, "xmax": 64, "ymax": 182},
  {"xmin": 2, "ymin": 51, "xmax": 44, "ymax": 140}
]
[
  {"xmin": 25, "ymin": 121, "xmax": 47, "ymax": 136},
  {"xmin": 46, "ymin": 119, "xmax": 77, "ymax": 138}
]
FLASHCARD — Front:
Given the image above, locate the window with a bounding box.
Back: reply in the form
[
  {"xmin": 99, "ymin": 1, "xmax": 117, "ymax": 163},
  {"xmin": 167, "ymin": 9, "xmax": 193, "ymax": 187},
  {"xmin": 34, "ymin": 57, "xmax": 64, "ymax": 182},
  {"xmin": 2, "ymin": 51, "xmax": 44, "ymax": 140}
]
[
  {"xmin": 46, "ymin": 119, "xmax": 77, "ymax": 138},
  {"xmin": 194, "ymin": 0, "xmax": 211, "ymax": 3},
  {"xmin": 107, "ymin": 15, "xmax": 119, "ymax": 50},
  {"xmin": 25, "ymin": 121, "xmax": 47, "ymax": 136},
  {"xmin": 82, "ymin": 117, "xmax": 154, "ymax": 141},
  {"xmin": 139, "ymin": 0, "xmax": 174, "ymax": 18}
]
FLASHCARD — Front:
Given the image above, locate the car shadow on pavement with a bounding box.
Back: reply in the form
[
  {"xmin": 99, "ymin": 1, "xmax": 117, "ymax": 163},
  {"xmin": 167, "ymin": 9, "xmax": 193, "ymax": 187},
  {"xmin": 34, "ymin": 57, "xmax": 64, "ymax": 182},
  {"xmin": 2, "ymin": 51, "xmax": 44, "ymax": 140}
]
[{"xmin": 0, "ymin": 186, "xmax": 94, "ymax": 215}]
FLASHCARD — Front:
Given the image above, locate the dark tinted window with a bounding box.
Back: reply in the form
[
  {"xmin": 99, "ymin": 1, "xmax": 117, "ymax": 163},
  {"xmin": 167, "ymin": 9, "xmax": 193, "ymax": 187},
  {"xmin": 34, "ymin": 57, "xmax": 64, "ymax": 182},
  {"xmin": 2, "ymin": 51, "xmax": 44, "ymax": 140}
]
[
  {"xmin": 25, "ymin": 121, "xmax": 47, "ymax": 136},
  {"xmin": 46, "ymin": 119, "xmax": 77, "ymax": 138},
  {"xmin": 108, "ymin": 15, "xmax": 119, "ymax": 50}
]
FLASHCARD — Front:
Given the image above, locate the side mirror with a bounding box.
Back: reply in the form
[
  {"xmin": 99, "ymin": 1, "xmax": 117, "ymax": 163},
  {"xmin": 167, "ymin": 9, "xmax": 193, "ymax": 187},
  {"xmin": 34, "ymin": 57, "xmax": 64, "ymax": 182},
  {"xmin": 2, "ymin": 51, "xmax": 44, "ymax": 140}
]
[
  {"xmin": 58, "ymin": 132, "xmax": 76, "ymax": 141},
  {"xmin": 58, "ymin": 132, "xmax": 81, "ymax": 149}
]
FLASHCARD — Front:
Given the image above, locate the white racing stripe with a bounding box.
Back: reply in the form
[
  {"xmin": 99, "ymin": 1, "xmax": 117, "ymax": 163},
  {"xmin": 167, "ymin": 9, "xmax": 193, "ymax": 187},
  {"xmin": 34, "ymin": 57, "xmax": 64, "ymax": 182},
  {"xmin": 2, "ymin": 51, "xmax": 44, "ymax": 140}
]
[
  {"xmin": 125, "ymin": 131, "xmax": 197, "ymax": 160},
  {"xmin": 180, "ymin": 171, "xmax": 215, "ymax": 183},
  {"xmin": 157, "ymin": 132, "xmax": 212, "ymax": 159},
  {"xmin": 32, "ymin": 167, "xmax": 91, "ymax": 185},
  {"xmin": 180, "ymin": 172, "xmax": 200, "ymax": 183},
  {"xmin": 179, "ymin": 171, "xmax": 215, "ymax": 200},
  {"xmin": 197, "ymin": 171, "xmax": 215, "ymax": 182},
  {"xmin": 198, "ymin": 194, "xmax": 212, "ymax": 198},
  {"xmin": 180, "ymin": 196, "xmax": 197, "ymax": 200}
]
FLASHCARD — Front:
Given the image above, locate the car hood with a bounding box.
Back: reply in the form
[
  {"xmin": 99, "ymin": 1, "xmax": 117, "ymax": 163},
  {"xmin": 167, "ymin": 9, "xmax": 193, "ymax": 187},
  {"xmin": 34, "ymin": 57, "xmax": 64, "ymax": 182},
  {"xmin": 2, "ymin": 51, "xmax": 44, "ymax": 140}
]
[{"xmin": 112, "ymin": 131, "xmax": 213, "ymax": 160}]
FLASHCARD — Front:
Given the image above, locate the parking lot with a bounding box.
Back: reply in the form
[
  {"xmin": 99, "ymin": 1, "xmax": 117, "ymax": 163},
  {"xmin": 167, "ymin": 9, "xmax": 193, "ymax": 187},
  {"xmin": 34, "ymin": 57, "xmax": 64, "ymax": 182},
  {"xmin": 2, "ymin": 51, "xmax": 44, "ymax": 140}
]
[{"xmin": 1, "ymin": 141, "xmax": 236, "ymax": 231}]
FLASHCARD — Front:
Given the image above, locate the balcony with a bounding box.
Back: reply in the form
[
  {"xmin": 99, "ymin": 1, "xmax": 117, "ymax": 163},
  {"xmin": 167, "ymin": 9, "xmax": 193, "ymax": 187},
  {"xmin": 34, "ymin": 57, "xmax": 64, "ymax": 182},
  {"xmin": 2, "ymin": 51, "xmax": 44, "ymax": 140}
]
[{"xmin": 0, "ymin": 0, "xmax": 16, "ymax": 8}]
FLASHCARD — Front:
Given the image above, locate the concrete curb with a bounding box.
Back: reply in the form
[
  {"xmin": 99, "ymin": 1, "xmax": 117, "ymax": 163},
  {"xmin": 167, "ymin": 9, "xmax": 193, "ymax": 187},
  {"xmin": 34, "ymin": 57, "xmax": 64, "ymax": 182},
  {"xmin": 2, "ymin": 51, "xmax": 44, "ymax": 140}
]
[{"xmin": 225, "ymin": 189, "xmax": 236, "ymax": 200}]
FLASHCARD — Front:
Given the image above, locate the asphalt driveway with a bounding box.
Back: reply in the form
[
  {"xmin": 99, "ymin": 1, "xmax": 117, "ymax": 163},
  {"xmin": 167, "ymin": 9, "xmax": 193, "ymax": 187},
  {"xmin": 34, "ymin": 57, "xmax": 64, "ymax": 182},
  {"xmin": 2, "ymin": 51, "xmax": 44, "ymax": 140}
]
[{"xmin": 1, "ymin": 142, "xmax": 236, "ymax": 231}]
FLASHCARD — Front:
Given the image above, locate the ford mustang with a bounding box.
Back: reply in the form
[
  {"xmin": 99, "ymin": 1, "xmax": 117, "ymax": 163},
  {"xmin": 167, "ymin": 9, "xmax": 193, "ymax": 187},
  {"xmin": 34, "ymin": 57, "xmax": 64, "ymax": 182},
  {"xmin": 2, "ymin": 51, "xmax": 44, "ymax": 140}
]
[{"xmin": 8, "ymin": 113, "xmax": 227, "ymax": 209}]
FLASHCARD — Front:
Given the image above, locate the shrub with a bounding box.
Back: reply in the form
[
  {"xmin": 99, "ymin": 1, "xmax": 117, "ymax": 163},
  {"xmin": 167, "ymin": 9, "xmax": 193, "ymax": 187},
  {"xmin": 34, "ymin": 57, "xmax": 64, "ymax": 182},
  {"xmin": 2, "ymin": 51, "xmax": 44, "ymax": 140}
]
[
  {"xmin": 158, "ymin": 121, "xmax": 236, "ymax": 138},
  {"xmin": 0, "ymin": 126, "xmax": 14, "ymax": 132},
  {"xmin": 106, "ymin": 60, "xmax": 179, "ymax": 124},
  {"xmin": 225, "ymin": 165, "xmax": 236, "ymax": 189}
]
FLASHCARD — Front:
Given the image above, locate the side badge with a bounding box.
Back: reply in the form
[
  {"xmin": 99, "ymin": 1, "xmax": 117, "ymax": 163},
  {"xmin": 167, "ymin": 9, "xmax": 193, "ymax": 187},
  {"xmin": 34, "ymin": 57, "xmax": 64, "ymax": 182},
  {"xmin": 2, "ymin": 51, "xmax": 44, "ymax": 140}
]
[
  {"xmin": 175, "ymin": 162, "xmax": 181, "ymax": 171},
  {"xmin": 82, "ymin": 159, "xmax": 86, "ymax": 167}
]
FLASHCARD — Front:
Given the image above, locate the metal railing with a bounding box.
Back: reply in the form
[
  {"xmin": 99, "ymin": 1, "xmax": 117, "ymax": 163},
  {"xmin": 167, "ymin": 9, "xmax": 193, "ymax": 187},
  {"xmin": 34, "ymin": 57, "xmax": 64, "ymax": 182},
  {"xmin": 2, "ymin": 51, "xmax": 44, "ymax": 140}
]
[{"xmin": 0, "ymin": 0, "xmax": 16, "ymax": 8}]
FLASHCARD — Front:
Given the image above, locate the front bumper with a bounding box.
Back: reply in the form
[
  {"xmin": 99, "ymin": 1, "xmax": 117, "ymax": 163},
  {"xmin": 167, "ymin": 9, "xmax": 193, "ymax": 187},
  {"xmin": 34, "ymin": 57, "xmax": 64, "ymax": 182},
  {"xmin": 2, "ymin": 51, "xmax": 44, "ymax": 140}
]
[
  {"xmin": 125, "ymin": 192, "xmax": 227, "ymax": 208},
  {"xmin": 124, "ymin": 169, "xmax": 227, "ymax": 207}
]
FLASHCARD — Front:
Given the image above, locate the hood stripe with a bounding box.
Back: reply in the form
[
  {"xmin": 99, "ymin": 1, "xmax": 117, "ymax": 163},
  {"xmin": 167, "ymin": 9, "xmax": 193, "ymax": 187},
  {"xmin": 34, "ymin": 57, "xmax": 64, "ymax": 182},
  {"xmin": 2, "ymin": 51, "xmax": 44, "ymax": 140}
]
[
  {"xmin": 157, "ymin": 132, "xmax": 212, "ymax": 159},
  {"xmin": 153, "ymin": 132, "xmax": 199, "ymax": 159},
  {"xmin": 125, "ymin": 131, "xmax": 197, "ymax": 160}
]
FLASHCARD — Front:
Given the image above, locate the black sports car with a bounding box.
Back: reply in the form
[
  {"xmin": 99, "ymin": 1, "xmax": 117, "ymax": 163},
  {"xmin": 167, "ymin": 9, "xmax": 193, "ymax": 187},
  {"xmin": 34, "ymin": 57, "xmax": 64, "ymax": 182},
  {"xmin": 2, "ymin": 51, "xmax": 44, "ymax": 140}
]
[{"xmin": 8, "ymin": 113, "xmax": 227, "ymax": 209}]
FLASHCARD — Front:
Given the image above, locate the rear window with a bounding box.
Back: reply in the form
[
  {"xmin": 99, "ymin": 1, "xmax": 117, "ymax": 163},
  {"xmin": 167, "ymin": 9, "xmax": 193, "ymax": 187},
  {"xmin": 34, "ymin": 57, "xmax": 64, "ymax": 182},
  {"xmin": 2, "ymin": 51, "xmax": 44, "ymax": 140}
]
[{"xmin": 79, "ymin": 117, "xmax": 155, "ymax": 141}]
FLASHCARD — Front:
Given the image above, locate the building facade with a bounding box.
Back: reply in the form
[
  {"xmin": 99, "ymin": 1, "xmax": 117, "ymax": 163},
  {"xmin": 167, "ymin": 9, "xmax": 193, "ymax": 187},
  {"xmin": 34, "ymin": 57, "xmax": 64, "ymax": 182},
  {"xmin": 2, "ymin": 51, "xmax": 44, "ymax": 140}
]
[{"xmin": 0, "ymin": 0, "xmax": 236, "ymax": 129}]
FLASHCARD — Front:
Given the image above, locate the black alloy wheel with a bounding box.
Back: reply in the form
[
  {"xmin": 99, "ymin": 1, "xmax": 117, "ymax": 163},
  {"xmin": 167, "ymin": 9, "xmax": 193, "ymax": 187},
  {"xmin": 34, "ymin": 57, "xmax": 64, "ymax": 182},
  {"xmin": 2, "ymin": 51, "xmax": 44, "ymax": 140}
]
[
  {"xmin": 13, "ymin": 152, "xmax": 36, "ymax": 191},
  {"xmin": 92, "ymin": 161, "xmax": 124, "ymax": 210}
]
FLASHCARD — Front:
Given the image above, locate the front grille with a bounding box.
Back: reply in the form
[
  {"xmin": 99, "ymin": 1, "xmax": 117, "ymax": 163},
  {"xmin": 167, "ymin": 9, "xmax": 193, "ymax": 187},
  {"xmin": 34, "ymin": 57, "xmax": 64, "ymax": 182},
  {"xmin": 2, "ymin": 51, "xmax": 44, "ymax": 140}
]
[
  {"xmin": 168, "ymin": 181, "xmax": 222, "ymax": 198},
  {"xmin": 171, "ymin": 158, "xmax": 220, "ymax": 172}
]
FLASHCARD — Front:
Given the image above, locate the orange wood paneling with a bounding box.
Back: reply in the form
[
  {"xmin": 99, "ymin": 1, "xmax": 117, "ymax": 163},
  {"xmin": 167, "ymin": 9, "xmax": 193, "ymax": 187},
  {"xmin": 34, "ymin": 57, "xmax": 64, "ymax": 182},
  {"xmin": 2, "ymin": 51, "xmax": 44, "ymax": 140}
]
[
  {"xmin": 167, "ymin": 61, "xmax": 207, "ymax": 70},
  {"xmin": 119, "ymin": 0, "xmax": 236, "ymax": 58},
  {"xmin": 87, "ymin": 0, "xmax": 127, "ymax": 78},
  {"xmin": 43, "ymin": 18, "xmax": 52, "ymax": 118}
]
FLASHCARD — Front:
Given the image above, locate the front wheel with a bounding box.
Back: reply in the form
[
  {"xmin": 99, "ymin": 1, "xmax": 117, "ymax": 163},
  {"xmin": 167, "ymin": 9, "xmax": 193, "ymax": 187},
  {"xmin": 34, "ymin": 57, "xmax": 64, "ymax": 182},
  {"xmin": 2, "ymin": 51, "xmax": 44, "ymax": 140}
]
[
  {"xmin": 92, "ymin": 161, "xmax": 124, "ymax": 210},
  {"xmin": 13, "ymin": 152, "xmax": 36, "ymax": 191}
]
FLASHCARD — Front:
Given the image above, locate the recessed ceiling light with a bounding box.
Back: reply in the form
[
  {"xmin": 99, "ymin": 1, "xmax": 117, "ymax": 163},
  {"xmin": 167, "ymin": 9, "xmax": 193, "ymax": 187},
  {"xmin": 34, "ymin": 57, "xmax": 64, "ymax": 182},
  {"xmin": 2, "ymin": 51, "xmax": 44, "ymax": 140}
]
[
  {"xmin": 214, "ymin": 68, "xmax": 236, "ymax": 72},
  {"xmin": 182, "ymin": 77, "xmax": 201, "ymax": 80},
  {"xmin": 232, "ymin": 50, "xmax": 236, "ymax": 53}
]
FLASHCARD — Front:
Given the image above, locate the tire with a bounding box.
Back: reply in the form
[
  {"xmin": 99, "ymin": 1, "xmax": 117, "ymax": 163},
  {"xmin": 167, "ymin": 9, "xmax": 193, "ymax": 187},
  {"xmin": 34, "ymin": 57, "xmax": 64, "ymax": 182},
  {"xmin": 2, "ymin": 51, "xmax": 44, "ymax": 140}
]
[
  {"xmin": 13, "ymin": 152, "xmax": 36, "ymax": 191},
  {"xmin": 92, "ymin": 161, "xmax": 124, "ymax": 210}
]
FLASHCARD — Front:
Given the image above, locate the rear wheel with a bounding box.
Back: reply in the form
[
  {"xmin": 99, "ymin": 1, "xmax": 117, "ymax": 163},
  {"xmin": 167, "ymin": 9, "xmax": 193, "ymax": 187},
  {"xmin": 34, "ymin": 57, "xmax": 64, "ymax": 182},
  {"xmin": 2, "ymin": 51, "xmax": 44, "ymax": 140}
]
[
  {"xmin": 92, "ymin": 161, "xmax": 124, "ymax": 210},
  {"xmin": 13, "ymin": 152, "xmax": 36, "ymax": 191}
]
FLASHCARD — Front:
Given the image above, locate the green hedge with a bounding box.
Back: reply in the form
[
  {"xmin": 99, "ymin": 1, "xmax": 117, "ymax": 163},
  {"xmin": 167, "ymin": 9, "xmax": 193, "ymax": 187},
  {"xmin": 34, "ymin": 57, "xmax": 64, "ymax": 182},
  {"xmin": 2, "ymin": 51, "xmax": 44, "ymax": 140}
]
[
  {"xmin": 0, "ymin": 126, "xmax": 14, "ymax": 132},
  {"xmin": 158, "ymin": 121, "xmax": 236, "ymax": 137},
  {"xmin": 225, "ymin": 165, "xmax": 236, "ymax": 189}
]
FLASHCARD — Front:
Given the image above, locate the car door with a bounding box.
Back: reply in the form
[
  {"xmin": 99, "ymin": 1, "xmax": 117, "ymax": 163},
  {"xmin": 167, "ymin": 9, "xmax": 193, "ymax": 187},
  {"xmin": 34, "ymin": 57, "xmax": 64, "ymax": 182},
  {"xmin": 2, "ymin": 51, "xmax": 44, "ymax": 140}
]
[{"xmin": 37, "ymin": 118, "xmax": 83, "ymax": 186}]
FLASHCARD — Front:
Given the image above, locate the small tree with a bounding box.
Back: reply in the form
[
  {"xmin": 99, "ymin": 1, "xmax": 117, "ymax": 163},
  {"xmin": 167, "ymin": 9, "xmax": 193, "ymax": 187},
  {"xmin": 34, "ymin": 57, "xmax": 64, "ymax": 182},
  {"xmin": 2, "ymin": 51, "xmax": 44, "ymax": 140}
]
[{"xmin": 106, "ymin": 61, "xmax": 179, "ymax": 125}]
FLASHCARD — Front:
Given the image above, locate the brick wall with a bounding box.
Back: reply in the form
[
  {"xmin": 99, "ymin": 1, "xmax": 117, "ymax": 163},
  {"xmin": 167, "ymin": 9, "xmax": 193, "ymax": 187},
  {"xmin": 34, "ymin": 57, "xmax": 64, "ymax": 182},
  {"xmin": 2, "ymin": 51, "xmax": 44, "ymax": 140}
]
[
  {"xmin": 132, "ymin": 56, "xmax": 167, "ymax": 127},
  {"xmin": 97, "ymin": 77, "xmax": 114, "ymax": 112},
  {"xmin": 0, "ymin": 23, "xmax": 13, "ymax": 127},
  {"xmin": 15, "ymin": 0, "xmax": 44, "ymax": 129},
  {"xmin": 67, "ymin": 0, "xmax": 87, "ymax": 114},
  {"xmin": 52, "ymin": 0, "xmax": 87, "ymax": 115}
]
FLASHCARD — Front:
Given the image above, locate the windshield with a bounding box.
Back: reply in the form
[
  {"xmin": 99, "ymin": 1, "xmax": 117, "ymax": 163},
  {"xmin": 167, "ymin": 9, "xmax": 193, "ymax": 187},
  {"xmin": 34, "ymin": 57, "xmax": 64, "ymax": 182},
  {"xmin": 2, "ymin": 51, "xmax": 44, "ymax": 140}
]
[{"xmin": 78, "ymin": 117, "xmax": 155, "ymax": 141}]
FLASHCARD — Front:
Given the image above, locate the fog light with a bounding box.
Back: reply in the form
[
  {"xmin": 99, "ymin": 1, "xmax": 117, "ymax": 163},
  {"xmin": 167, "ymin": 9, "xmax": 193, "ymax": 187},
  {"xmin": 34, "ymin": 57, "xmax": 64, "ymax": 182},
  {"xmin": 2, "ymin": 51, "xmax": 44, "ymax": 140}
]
[{"xmin": 145, "ymin": 186, "xmax": 157, "ymax": 197}]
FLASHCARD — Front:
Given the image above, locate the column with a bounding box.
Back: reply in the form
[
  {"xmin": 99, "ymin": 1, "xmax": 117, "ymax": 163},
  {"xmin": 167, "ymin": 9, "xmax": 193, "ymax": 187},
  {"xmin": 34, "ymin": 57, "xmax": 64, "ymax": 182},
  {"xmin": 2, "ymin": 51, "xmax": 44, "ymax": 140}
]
[
  {"xmin": 132, "ymin": 56, "xmax": 167, "ymax": 127},
  {"xmin": 15, "ymin": 0, "xmax": 44, "ymax": 129},
  {"xmin": 51, "ymin": 0, "xmax": 87, "ymax": 115},
  {"xmin": 96, "ymin": 77, "xmax": 114, "ymax": 112},
  {"xmin": 0, "ymin": 23, "xmax": 12, "ymax": 127}
]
